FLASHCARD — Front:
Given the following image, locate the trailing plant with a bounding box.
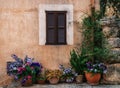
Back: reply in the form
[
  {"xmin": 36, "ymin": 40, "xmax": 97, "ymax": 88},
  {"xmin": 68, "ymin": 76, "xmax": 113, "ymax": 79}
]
[{"xmin": 79, "ymin": 7, "xmax": 112, "ymax": 64}]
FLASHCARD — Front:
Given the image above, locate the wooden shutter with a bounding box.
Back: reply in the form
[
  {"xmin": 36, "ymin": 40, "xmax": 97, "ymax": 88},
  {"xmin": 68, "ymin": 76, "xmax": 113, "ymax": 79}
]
[
  {"xmin": 46, "ymin": 11, "xmax": 66, "ymax": 45},
  {"xmin": 57, "ymin": 12, "xmax": 66, "ymax": 44}
]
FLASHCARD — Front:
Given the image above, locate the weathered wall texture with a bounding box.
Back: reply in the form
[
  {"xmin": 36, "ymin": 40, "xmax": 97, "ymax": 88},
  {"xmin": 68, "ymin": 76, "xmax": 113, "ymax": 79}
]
[{"xmin": 0, "ymin": 0, "xmax": 99, "ymax": 85}]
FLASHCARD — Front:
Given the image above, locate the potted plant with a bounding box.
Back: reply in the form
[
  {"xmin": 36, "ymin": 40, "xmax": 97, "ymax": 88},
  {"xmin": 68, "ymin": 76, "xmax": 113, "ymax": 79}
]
[
  {"xmin": 45, "ymin": 69, "xmax": 62, "ymax": 84},
  {"xmin": 85, "ymin": 61, "xmax": 107, "ymax": 85},
  {"xmin": 59, "ymin": 64, "xmax": 77, "ymax": 83},
  {"xmin": 70, "ymin": 49, "xmax": 87, "ymax": 83},
  {"xmin": 37, "ymin": 74, "xmax": 46, "ymax": 84},
  {"xmin": 7, "ymin": 54, "xmax": 43, "ymax": 86},
  {"xmin": 75, "ymin": 5, "xmax": 112, "ymax": 85}
]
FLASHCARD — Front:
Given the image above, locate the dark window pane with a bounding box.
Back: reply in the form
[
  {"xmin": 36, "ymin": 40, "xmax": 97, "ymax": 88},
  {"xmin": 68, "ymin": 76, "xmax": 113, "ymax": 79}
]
[
  {"xmin": 47, "ymin": 29, "xmax": 55, "ymax": 43},
  {"xmin": 47, "ymin": 13, "xmax": 55, "ymax": 27},
  {"xmin": 58, "ymin": 14, "xmax": 65, "ymax": 27},
  {"xmin": 58, "ymin": 29, "xmax": 65, "ymax": 43}
]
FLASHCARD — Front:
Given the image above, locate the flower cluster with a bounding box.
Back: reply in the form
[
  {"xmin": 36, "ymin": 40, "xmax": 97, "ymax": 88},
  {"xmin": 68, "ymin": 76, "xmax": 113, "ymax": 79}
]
[
  {"xmin": 59, "ymin": 64, "xmax": 77, "ymax": 83},
  {"xmin": 7, "ymin": 54, "xmax": 43, "ymax": 84},
  {"xmin": 86, "ymin": 62, "xmax": 107, "ymax": 74}
]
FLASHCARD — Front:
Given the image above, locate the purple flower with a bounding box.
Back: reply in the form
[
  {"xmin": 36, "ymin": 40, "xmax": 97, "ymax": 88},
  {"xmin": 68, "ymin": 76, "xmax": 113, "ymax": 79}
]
[{"xmin": 59, "ymin": 64, "xmax": 64, "ymax": 70}]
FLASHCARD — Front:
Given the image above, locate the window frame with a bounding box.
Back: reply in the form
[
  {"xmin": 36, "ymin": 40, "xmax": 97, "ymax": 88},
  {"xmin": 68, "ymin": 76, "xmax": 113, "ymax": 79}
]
[{"xmin": 46, "ymin": 11, "xmax": 67, "ymax": 45}]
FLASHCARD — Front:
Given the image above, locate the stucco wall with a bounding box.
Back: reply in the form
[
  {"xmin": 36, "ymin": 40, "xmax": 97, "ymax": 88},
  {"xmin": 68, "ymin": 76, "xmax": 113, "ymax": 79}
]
[{"xmin": 0, "ymin": 0, "xmax": 99, "ymax": 85}]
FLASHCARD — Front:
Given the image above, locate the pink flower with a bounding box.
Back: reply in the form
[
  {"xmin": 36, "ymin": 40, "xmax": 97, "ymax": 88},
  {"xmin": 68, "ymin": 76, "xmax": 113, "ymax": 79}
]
[
  {"xmin": 27, "ymin": 75, "xmax": 32, "ymax": 79},
  {"xmin": 30, "ymin": 66, "xmax": 34, "ymax": 70},
  {"xmin": 25, "ymin": 62, "xmax": 31, "ymax": 66}
]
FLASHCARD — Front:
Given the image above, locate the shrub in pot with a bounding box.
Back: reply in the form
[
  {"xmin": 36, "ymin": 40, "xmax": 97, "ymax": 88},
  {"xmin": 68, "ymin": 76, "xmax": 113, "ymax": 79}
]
[
  {"xmin": 45, "ymin": 69, "xmax": 62, "ymax": 84},
  {"xmin": 70, "ymin": 50, "xmax": 87, "ymax": 83}
]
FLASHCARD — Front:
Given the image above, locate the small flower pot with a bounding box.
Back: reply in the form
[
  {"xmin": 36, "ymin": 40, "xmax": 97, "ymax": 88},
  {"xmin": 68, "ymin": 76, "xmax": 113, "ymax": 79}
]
[
  {"xmin": 21, "ymin": 78, "xmax": 32, "ymax": 86},
  {"xmin": 37, "ymin": 80, "xmax": 46, "ymax": 84},
  {"xmin": 76, "ymin": 75, "xmax": 83, "ymax": 84},
  {"xmin": 85, "ymin": 72, "xmax": 101, "ymax": 85},
  {"xmin": 49, "ymin": 77, "xmax": 59, "ymax": 84}
]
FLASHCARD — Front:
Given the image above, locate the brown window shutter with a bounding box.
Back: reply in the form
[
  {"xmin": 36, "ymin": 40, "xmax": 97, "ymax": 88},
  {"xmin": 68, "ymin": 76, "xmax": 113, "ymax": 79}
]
[{"xmin": 46, "ymin": 11, "xmax": 66, "ymax": 45}]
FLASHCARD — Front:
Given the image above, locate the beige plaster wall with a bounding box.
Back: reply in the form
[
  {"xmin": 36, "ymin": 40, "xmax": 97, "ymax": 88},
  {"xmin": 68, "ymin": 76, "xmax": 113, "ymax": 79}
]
[{"xmin": 0, "ymin": 0, "xmax": 99, "ymax": 85}]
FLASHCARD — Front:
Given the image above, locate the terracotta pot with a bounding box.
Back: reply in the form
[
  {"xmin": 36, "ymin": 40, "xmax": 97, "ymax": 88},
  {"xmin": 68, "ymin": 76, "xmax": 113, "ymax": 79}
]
[
  {"xmin": 76, "ymin": 75, "xmax": 83, "ymax": 84},
  {"xmin": 21, "ymin": 78, "xmax": 32, "ymax": 86},
  {"xmin": 37, "ymin": 80, "xmax": 45, "ymax": 84},
  {"xmin": 85, "ymin": 72, "xmax": 101, "ymax": 85},
  {"xmin": 49, "ymin": 77, "xmax": 59, "ymax": 84}
]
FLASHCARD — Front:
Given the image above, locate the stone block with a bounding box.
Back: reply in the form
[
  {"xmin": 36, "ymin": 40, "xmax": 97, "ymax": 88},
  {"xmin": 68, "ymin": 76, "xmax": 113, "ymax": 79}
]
[
  {"xmin": 108, "ymin": 38, "xmax": 120, "ymax": 48},
  {"xmin": 107, "ymin": 48, "xmax": 120, "ymax": 63},
  {"xmin": 103, "ymin": 27, "xmax": 120, "ymax": 38},
  {"xmin": 111, "ymin": 48, "xmax": 120, "ymax": 56},
  {"xmin": 102, "ymin": 64, "xmax": 120, "ymax": 84}
]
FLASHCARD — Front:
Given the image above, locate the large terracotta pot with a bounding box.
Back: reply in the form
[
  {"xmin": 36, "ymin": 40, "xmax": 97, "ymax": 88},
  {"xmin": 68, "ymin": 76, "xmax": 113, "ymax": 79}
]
[
  {"xmin": 49, "ymin": 77, "xmax": 59, "ymax": 84},
  {"xmin": 76, "ymin": 75, "xmax": 83, "ymax": 84},
  {"xmin": 85, "ymin": 72, "xmax": 101, "ymax": 85}
]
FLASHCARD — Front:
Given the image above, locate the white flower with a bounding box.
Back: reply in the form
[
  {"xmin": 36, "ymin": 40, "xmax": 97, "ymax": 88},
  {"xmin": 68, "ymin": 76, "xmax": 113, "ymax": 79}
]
[
  {"xmin": 103, "ymin": 70, "xmax": 107, "ymax": 73},
  {"xmin": 94, "ymin": 69, "xmax": 97, "ymax": 72},
  {"xmin": 13, "ymin": 67, "xmax": 17, "ymax": 70}
]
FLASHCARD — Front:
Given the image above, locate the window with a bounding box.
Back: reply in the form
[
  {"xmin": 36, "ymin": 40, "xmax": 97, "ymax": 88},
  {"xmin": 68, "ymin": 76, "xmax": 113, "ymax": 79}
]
[
  {"xmin": 39, "ymin": 4, "xmax": 73, "ymax": 45},
  {"xmin": 46, "ymin": 11, "xmax": 66, "ymax": 45}
]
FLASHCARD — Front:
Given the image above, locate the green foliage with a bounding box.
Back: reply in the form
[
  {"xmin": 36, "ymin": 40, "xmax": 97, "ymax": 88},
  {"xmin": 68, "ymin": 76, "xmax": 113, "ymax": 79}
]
[
  {"xmin": 70, "ymin": 49, "xmax": 88, "ymax": 75},
  {"xmin": 80, "ymin": 9, "xmax": 112, "ymax": 63}
]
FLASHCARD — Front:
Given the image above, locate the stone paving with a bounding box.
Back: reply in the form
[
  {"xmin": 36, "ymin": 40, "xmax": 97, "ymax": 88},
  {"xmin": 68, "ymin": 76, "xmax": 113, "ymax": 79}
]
[
  {"xmin": 20, "ymin": 83, "xmax": 120, "ymax": 88},
  {"xmin": 1, "ymin": 83, "xmax": 120, "ymax": 88}
]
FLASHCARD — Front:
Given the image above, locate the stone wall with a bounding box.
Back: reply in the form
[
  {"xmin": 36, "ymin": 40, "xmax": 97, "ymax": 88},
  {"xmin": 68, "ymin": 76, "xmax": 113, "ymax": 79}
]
[
  {"xmin": 101, "ymin": 17, "xmax": 120, "ymax": 63},
  {"xmin": 101, "ymin": 17, "xmax": 120, "ymax": 84}
]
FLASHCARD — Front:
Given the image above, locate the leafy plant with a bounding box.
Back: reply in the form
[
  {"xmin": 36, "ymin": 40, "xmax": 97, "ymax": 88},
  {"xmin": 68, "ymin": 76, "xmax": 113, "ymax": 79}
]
[
  {"xmin": 37, "ymin": 73, "xmax": 46, "ymax": 81},
  {"xmin": 70, "ymin": 49, "xmax": 87, "ymax": 75},
  {"xmin": 45, "ymin": 69, "xmax": 62, "ymax": 80},
  {"xmin": 80, "ymin": 9, "xmax": 111, "ymax": 63}
]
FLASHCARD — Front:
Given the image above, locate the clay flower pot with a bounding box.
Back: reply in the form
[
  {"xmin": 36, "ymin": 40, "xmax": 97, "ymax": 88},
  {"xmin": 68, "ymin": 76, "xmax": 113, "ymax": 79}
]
[
  {"xmin": 49, "ymin": 77, "xmax": 59, "ymax": 84},
  {"xmin": 76, "ymin": 75, "xmax": 83, "ymax": 84},
  {"xmin": 85, "ymin": 72, "xmax": 101, "ymax": 85},
  {"xmin": 37, "ymin": 80, "xmax": 46, "ymax": 84},
  {"xmin": 21, "ymin": 78, "xmax": 33, "ymax": 86}
]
